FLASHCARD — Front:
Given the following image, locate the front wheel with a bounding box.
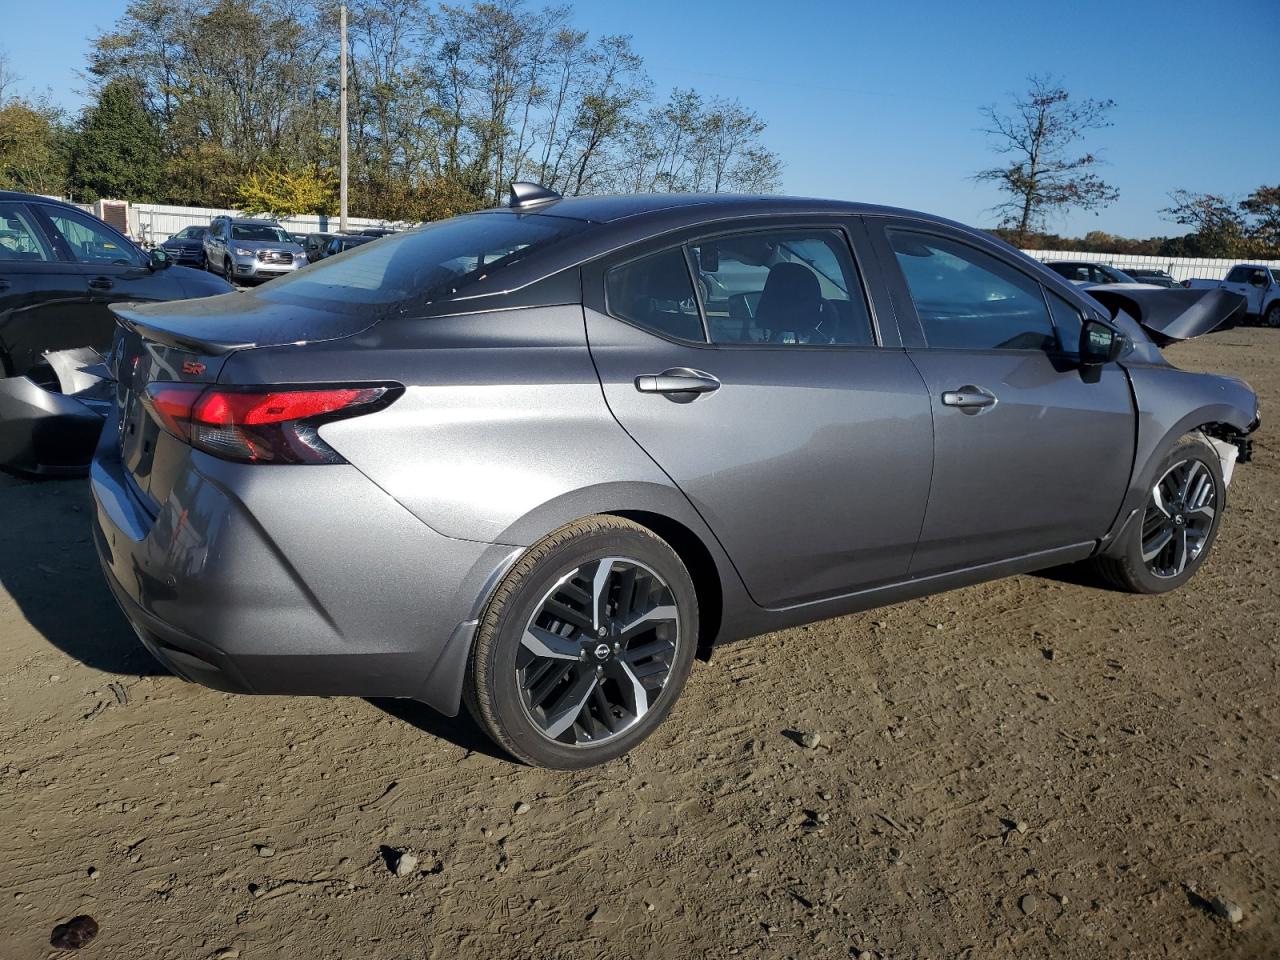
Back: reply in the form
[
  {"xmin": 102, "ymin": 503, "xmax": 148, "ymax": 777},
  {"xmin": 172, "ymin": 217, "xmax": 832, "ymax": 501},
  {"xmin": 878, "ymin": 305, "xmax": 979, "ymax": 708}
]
[
  {"xmin": 465, "ymin": 516, "xmax": 698, "ymax": 769},
  {"xmin": 1091, "ymin": 433, "xmax": 1225, "ymax": 593},
  {"xmin": 1265, "ymin": 302, "xmax": 1280, "ymax": 328}
]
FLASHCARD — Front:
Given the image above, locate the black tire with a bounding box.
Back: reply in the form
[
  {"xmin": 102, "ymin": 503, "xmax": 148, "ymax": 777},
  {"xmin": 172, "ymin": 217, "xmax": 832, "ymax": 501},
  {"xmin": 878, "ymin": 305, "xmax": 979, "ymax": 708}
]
[
  {"xmin": 223, "ymin": 257, "xmax": 234, "ymax": 281},
  {"xmin": 1265, "ymin": 302, "xmax": 1280, "ymax": 328},
  {"xmin": 465, "ymin": 515, "xmax": 698, "ymax": 769},
  {"xmin": 1092, "ymin": 433, "xmax": 1225, "ymax": 594}
]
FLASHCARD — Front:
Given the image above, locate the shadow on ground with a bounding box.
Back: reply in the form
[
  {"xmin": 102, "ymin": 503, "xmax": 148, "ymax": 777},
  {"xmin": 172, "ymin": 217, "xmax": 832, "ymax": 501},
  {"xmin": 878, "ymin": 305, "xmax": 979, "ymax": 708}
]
[
  {"xmin": 0, "ymin": 473, "xmax": 165, "ymax": 676},
  {"xmin": 368, "ymin": 697, "xmax": 512, "ymax": 762}
]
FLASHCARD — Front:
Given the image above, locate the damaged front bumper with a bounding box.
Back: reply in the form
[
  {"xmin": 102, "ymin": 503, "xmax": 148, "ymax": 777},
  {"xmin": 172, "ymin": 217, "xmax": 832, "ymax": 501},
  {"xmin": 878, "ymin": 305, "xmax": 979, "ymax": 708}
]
[{"xmin": 0, "ymin": 347, "xmax": 111, "ymax": 476}]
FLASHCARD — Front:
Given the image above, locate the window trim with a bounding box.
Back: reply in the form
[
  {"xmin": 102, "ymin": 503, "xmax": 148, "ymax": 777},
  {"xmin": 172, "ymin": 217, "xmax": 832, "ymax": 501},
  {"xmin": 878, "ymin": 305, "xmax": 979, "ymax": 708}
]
[
  {"xmin": 0, "ymin": 200, "xmax": 59, "ymax": 264},
  {"xmin": 595, "ymin": 219, "xmax": 885, "ymax": 350}
]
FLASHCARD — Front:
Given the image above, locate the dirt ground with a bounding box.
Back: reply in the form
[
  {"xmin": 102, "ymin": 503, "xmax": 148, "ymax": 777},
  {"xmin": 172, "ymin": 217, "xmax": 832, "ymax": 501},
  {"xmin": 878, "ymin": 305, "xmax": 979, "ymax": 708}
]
[{"xmin": 1, "ymin": 328, "xmax": 1276, "ymax": 960}]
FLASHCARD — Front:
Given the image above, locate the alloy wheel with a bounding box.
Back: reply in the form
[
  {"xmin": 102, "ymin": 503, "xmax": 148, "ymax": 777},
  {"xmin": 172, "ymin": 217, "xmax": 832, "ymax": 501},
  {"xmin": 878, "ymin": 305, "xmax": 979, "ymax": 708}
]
[
  {"xmin": 1141, "ymin": 458, "xmax": 1216, "ymax": 578},
  {"xmin": 517, "ymin": 557, "xmax": 679, "ymax": 746}
]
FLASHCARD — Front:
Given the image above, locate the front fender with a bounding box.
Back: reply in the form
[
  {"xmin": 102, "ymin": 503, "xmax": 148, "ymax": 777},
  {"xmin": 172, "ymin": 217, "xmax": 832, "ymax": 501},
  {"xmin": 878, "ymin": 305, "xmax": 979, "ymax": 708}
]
[{"xmin": 1100, "ymin": 363, "xmax": 1258, "ymax": 554}]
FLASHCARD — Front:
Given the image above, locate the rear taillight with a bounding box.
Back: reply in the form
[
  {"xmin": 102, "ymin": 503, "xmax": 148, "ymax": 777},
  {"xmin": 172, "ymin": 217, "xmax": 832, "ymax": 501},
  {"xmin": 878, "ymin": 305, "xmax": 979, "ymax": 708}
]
[{"xmin": 142, "ymin": 383, "xmax": 396, "ymax": 464}]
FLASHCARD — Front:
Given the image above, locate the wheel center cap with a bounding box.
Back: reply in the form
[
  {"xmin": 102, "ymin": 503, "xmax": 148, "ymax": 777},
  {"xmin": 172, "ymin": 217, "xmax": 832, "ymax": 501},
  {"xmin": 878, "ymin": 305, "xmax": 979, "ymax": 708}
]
[
  {"xmin": 1174, "ymin": 514, "xmax": 1185, "ymax": 526},
  {"xmin": 593, "ymin": 643, "xmax": 612, "ymax": 661}
]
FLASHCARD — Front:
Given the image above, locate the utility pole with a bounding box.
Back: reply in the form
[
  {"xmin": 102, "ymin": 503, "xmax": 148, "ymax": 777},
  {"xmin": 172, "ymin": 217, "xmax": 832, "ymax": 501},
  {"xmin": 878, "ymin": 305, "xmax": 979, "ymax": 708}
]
[{"xmin": 339, "ymin": 2, "xmax": 349, "ymax": 233}]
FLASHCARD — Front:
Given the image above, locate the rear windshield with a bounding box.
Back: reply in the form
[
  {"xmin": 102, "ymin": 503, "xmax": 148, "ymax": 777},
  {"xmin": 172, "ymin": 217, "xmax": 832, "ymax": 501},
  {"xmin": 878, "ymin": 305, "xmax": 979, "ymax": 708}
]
[
  {"xmin": 258, "ymin": 212, "xmax": 587, "ymax": 307},
  {"xmin": 232, "ymin": 223, "xmax": 292, "ymax": 242}
]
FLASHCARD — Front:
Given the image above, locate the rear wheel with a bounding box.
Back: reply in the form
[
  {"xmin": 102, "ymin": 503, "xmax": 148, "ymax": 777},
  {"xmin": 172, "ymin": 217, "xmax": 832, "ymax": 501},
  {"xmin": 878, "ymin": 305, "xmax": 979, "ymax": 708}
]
[
  {"xmin": 1265, "ymin": 302, "xmax": 1280, "ymax": 328},
  {"xmin": 1092, "ymin": 434, "xmax": 1225, "ymax": 593},
  {"xmin": 465, "ymin": 516, "xmax": 698, "ymax": 769}
]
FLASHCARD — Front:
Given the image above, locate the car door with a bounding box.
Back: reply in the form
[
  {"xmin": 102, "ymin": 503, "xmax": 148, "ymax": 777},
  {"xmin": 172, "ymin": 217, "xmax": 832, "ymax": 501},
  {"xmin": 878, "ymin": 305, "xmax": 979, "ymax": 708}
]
[
  {"xmin": 585, "ymin": 219, "xmax": 934, "ymax": 608},
  {"xmin": 1220, "ymin": 266, "xmax": 1251, "ymax": 309},
  {"xmin": 32, "ymin": 203, "xmax": 187, "ymax": 353},
  {"xmin": 1241, "ymin": 268, "xmax": 1269, "ymax": 314},
  {"xmin": 868, "ymin": 219, "xmax": 1135, "ymax": 576},
  {"xmin": 0, "ymin": 200, "xmax": 98, "ymax": 376}
]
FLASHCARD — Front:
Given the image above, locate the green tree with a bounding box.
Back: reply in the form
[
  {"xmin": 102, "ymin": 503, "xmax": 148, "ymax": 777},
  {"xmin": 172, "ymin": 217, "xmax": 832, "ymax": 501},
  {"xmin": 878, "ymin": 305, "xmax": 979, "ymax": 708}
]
[
  {"xmin": 1241, "ymin": 185, "xmax": 1280, "ymax": 257},
  {"xmin": 1159, "ymin": 190, "xmax": 1249, "ymax": 258},
  {"xmin": 70, "ymin": 79, "xmax": 164, "ymax": 200},
  {"xmin": 0, "ymin": 99, "xmax": 72, "ymax": 194},
  {"xmin": 237, "ymin": 166, "xmax": 337, "ymax": 216}
]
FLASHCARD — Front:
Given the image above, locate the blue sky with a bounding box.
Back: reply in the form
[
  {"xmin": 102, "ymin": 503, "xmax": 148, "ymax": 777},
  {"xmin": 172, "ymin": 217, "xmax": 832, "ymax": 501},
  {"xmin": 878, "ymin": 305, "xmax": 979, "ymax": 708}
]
[{"xmin": 4, "ymin": 0, "xmax": 1277, "ymax": 236}]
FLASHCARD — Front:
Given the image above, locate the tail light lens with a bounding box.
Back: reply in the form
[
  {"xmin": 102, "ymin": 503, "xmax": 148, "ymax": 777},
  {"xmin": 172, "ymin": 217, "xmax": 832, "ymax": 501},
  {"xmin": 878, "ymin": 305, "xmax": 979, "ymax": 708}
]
[{"xmin": 142, "ymin": 383, "xmax": 397, "ymax": 464}]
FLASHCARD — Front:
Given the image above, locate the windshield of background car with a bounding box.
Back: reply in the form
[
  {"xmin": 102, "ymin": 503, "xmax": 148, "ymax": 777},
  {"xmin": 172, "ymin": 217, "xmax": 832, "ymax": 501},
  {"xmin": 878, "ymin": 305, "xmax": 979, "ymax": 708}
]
[
  {"xmin": 1101, "ymin": 265, "xmax": 1135, "ymax": 283},
  {"xmin": 257, "ymin": 213, "xmax": 589, "ymax": 308},
  {"xmin": 232, "ymin": 224, "xmax": 292, "ymax": 242},
  {"xmin": 1271, "ymin": 269, "xmax": 1280, "ymax": 284}
]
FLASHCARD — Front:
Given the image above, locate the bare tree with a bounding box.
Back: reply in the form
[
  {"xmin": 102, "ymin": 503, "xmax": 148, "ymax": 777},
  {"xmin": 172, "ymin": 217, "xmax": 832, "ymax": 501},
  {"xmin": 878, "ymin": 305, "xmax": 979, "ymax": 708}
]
[
  {"xmin": 0, "ymin": 48, "xmax": 16, "ymax": 104},
  {"xmin": 975, "ymin": 75, "xmax": 1117, "ymax": 246}
]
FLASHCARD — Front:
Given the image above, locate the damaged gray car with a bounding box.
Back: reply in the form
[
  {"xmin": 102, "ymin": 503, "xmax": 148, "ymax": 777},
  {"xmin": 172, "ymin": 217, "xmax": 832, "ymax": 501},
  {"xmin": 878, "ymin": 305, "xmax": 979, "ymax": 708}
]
[{"xmin": 90, "ymin": 190, "xmax": 1259, "ymax": 768}]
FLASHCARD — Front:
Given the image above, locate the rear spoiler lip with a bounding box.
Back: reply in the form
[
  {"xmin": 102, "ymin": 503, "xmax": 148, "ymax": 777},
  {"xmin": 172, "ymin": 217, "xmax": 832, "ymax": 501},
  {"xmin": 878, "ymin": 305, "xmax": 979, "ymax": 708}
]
[
  {"xmin": 110, "ymin": 303, "xmax": 257, "ymax": 354},
  {"xmin": 1081, "ymin": 285, "xmax": 1246, "ymax": 344}
]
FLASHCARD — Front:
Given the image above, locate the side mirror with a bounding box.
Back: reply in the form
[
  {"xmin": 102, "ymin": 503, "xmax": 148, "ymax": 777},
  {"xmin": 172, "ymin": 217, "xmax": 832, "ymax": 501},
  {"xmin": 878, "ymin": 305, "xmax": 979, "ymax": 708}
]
[
  {"xmin": 149, "ymin": 248, "xmax": 170, "ymax": 270},
  {"xmin": 1079, "ymin": 319, "xmax": 1124, "ymax": 366}
]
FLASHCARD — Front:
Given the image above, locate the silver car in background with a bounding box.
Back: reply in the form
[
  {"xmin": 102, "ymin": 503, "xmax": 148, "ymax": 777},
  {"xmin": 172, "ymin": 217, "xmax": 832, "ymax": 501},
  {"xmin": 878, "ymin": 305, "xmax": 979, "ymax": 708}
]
[
  {"xmin": 93, "ymin": 186, "xmax": 1258, "ymax": 768},
  {"xmin": 202, "ymin": 216, "xmax": 307, "ymax": 283}
]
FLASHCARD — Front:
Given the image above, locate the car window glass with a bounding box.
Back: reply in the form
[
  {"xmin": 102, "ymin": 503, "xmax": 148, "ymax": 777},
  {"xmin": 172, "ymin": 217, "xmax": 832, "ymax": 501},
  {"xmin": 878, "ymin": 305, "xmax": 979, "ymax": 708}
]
[
  {"xmin": 888, "ymin": 229, "xmax": 1055, "ymax": 351},
  {"xmin": 688, "ymin": 229, "xmax": 874, "ymax": 346},
  {"xmin": 232, "ymin": 223, "xmax": 291, "ymax": 242},
  {"xmin": 0, "ymin": 203, "xmax": 53, "ymax": 262},
  {"xmin": 41, "ymin": 206, "xmax": 143, "ymax": 266},
  {"xmin": 1052, "ymin": 263, "xmax": 1089, "ymax": 282},
  {"xmin": 262, "ymin": 213, "xmax": 587, "ymax": 308},
  {"xmin": 1046, "ymin": 290, "xmax": 1084, "ymax": 354},
  {"xmin": 1225, "ymin": 267, "xmax": 1245, "ymax": 283},
  {"xmin": 605, "ymin": 247, "xmax": 703, "ymax": 341}
]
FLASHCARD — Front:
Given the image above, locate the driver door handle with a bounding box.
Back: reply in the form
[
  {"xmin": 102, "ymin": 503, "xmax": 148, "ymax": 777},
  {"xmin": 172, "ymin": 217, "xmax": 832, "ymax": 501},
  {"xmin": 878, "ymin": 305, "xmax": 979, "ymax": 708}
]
[
  {"xmin": 88, "ymin": 276, "xmax": 115, "ymax": 290},
  {"xmin": 635, "ymin": 369, "xmax": 721, "ymax": 396},
  {"xmin": 941, "ymin": 386, "xmax": 997, "ymax": 411}
]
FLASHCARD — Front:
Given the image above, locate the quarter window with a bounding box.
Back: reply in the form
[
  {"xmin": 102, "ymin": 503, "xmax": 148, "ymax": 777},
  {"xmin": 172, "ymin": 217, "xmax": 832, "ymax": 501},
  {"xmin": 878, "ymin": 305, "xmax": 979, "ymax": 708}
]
[
  {"xmin": 40, "ymin": 206, "xmax": 144, "ymax": 266},
  {"xmin": 888, "ymin": 230, "xmax": 1055, "ymax": 351},
  {"xmin": 0, "ymin": 203, "xmax": 53, "ymax": 262},
  {"xmin": 605, "ymin": 248, "xmax": 704, "ymax": 341},
  {"xmin": 688, "ymin": 229, "xmax": 873, "ymax": 346}
]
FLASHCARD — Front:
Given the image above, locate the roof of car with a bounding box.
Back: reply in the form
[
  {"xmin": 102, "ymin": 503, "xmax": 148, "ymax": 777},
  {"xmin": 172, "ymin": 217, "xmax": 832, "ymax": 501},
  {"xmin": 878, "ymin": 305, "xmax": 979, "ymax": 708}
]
[
  {"xmin": 487, "ymin": 192, "xmax": 938, "ymax": 225},
  {"xmin": 0, "ymin": 190, "xmax": 84, "ymax": 209}
]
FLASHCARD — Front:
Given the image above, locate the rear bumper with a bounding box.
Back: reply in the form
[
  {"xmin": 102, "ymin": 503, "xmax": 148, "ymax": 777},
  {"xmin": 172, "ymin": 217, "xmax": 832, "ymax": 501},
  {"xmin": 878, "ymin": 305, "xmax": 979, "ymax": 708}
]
[
  {"xmin": 0, "ymin": 376, "xmax": 105, "ymax": 475},
  {"xmin": 90, "ymin": 422, "xmax": 519, "ymax": 712}
]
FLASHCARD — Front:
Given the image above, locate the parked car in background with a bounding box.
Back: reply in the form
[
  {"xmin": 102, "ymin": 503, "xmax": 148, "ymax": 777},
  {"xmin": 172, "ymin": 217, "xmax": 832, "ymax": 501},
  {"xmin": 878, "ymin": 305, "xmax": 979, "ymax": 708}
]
[
  {"xmin": 203, "ymin": 216, "xmax": 308, "ymax": 284},
  {"xmin": 359, "ymin": 227, "xmax": 398, "ymax": 237},
  {"xmin": 1125, "ymin": 268, "xmax": 1180, "ymax": 288},
  {"xmin": 303, "ymin": 232, "xmax": 333, "ymax": 261},
  {"xmin": 1043, "ymin": 260, "xmax": 1138, "ymax": 285},
  {"xmin": 0, "ymin": 190, "xmax": 232, "ymax": 473},
  {"xmin": 323, "ymin": 233, "xmax": 375, "ymax": 257},
  {"xmin": 91, "ymin": 186, "xmax": 1257, "ymax": 768},
  {"xmin": 160, "ymin": 225, "xmax": 208, "ymax": 266}
]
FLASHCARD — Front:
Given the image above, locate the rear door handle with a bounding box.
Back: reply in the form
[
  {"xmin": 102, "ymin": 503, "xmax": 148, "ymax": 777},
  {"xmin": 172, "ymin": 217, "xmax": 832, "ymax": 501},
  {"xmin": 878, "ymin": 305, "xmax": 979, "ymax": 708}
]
[
  {"xmin": 0, "ymin": 279, "xmax": 10, "ymax": 291},
  {"xmin": 88, "ymin": 277, "xmax": 114, "ymax": 290},
  {"xmin": 635, "ymin": 368, "xmax": 721, "ymax": 397},
  {"xmin": 941, "ymin": 385, "xmax": 997, "ymax": 412}
]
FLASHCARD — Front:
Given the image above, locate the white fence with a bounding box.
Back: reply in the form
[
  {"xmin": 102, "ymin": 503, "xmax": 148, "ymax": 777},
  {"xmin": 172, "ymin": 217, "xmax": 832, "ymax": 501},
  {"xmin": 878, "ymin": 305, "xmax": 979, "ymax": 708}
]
[
  {"xmin": 125, "ymin": 203, "xmax": 413, "ymax": 245},
  {"xmin": 1024, "ymin": 250, "xmax": 1280, "ymax": 283}
]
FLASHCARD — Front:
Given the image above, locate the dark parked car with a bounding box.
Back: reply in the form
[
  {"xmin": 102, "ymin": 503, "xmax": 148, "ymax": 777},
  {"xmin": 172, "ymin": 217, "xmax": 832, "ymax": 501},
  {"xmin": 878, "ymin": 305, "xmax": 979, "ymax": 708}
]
[
  {"xmin": 160, "ymin": 225, "xmax": 208, "ymax": 266},
  {"xmin": 1043, "ymin": 260, "xmax": 1137, "ymax": 285},
  {"xmin": 92, "ymin": 186, "xmax": 1258, "ymax": 768},
  {"xmin": 324, "ymin": 233, "xmax": 375, "ymax": 257},
  {"xmin": 1125, "ymin": 268, "xmax": 1180, "ymax": 288},
  {"xmin": 0, "ymin": 191, "xmax": 232, "ymax": 473},
  {"xmin": 358, "ymin": 227, "xmax": 398, "ymax": 237},
  {"xmin": 303, "ymin": 232, "xmax": 333, "ymax": 261}
]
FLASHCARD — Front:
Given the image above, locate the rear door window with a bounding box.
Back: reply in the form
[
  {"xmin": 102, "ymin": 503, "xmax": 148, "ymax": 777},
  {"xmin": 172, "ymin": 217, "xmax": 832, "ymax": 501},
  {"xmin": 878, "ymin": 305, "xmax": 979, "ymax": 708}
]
[
  {"xmin": 888, "ymin": 229, "xmax": 1055, "ymax": 351},
  {"xmin": 688, "ymin": 229, "xmax": 874, "ymax": 346}
]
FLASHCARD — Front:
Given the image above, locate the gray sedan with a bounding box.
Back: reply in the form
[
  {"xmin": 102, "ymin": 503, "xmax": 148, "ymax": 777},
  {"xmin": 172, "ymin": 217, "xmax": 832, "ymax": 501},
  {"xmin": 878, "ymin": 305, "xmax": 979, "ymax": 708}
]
[{"xmin": 91, "ymin": 187, "xmax": 1258, "ymax": 768}]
